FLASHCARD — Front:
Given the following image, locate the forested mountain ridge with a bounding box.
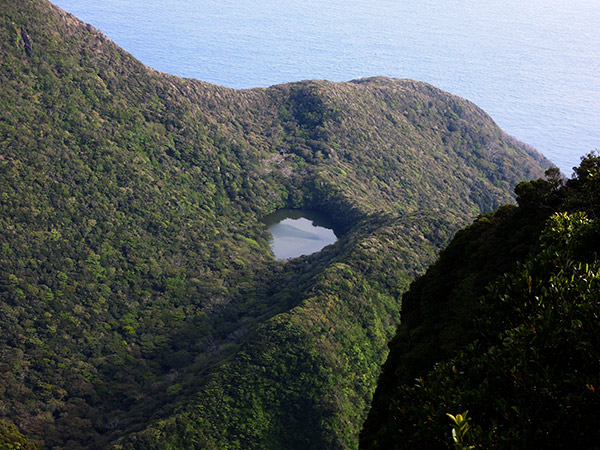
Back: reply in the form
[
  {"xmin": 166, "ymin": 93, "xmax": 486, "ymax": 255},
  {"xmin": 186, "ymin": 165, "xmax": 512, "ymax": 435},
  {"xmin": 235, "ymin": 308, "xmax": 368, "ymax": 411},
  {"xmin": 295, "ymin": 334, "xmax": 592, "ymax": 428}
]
[
  {"xmin": 1, "ymin": 0, "xmax": 549, "ymax": 448},
  {"xmin": 361, "ymin": 160, "xmax": 600, "ymax": 449}
]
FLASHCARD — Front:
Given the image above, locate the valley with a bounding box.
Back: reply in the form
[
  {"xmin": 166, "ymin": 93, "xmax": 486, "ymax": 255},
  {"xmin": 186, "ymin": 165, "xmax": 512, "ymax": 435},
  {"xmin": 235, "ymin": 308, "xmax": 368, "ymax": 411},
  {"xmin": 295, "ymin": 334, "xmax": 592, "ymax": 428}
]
[{"xmin": 0, "ymin": 1, "xmax": 552, "ymax": 448}]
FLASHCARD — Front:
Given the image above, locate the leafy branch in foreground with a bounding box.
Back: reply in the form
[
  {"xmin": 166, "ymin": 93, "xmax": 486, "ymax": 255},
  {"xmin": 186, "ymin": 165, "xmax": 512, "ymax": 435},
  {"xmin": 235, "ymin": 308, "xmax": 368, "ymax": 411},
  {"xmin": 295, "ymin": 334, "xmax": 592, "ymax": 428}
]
[{"xmin": 446, "ymin": 411, "xmax": 476, "ymax": 450}]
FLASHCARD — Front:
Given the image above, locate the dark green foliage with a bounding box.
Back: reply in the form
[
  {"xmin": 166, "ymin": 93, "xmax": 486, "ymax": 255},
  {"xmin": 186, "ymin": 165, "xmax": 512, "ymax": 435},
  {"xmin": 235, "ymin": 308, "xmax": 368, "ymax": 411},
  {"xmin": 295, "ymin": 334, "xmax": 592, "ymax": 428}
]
[
  {"xmin": 0, "ymin": 421, "xmax": 39, "ymax": 450},
  {"xmin": 0, "ymin": 1, "xmax": 549, "ymax": 448},
  {"xmin": 361, "ymin": 158, "xmax": 600, "ymax": 449}
]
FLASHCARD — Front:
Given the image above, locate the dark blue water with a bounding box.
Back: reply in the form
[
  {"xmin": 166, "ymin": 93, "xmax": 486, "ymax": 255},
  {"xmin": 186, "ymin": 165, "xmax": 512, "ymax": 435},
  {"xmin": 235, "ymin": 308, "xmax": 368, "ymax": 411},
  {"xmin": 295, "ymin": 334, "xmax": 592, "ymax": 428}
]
[{"xmin": 52, "ymin": 0, "xmax": 599, "ymax": 175}]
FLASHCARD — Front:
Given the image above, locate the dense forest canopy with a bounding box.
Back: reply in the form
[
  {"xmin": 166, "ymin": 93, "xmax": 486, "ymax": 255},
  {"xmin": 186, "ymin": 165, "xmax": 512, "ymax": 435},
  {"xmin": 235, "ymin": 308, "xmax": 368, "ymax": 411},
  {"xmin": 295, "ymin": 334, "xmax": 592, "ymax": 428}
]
[
  {"xmin": 361, "ymin": 157, "xmax": 600, "ymax": 449},
  {"xmin": 0, "ymin": 0, "xmax": 550, "ymax": 448}
]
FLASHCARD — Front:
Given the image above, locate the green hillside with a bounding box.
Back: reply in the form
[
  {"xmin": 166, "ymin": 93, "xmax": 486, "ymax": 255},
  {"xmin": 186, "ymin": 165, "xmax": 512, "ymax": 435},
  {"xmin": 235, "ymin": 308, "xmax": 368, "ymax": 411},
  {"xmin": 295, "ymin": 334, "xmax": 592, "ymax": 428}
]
[
  {"xmin": 0, "ymin": 0, "xmax": 549, "ymax": 448},
  {"xmin": 360, "ymin": 160, "xmax": 600, "ymax": 449}
]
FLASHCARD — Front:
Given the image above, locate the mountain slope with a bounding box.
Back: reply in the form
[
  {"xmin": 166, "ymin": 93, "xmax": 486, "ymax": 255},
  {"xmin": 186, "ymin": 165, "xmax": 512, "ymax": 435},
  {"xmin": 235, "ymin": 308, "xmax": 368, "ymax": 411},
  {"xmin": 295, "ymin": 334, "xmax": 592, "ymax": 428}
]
[
  {"xmin": 360, "ymin": 160, "xmax": 600, "ymax": 449},
  {"xmin": 0, "ymin": 0, "xmax": 549, "ymax": 448}
]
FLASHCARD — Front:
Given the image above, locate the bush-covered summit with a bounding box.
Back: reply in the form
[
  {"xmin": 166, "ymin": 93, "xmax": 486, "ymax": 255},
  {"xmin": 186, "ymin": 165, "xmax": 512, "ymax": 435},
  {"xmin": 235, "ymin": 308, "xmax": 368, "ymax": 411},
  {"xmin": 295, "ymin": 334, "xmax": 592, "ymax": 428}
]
[{"xmin": 361, "ymin": 157, "xmax": 600, "ymax": 449}]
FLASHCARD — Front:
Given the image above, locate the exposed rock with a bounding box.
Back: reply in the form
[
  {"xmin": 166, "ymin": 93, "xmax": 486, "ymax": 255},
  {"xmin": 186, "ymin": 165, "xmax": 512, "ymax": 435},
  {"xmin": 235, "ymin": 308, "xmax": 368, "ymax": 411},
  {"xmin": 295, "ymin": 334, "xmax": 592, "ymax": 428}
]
[{"xmin": 21, "ymin": 29, "xmax": 32, "ymax": 56}]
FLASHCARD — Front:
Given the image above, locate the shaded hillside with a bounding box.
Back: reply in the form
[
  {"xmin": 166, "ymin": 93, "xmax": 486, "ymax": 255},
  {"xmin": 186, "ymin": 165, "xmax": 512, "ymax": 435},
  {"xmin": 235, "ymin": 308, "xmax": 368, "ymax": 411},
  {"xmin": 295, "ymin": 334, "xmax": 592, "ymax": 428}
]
[
  {"xmin": 360, "ymin": 159, "xmax": 600, "ymax": 449},
  {"xmin": 1, "ymin": 0, "xmax": 549, "ymax": 448}
]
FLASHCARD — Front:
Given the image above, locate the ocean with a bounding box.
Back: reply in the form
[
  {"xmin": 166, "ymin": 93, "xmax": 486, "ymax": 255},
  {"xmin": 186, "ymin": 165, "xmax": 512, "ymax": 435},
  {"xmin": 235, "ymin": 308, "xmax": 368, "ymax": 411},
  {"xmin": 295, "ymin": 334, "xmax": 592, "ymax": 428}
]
[{"xmin": 51, "ymin": 0, "xmax": 599, "ymax": 175}]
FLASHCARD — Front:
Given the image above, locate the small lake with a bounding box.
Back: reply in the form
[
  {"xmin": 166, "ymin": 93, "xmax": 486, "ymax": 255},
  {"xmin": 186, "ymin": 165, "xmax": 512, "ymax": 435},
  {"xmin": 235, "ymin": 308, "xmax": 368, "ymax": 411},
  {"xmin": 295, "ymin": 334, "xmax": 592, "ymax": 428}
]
[{"xmin": 263, "ymin": 209, "xmax": 339, "ymax": 260}]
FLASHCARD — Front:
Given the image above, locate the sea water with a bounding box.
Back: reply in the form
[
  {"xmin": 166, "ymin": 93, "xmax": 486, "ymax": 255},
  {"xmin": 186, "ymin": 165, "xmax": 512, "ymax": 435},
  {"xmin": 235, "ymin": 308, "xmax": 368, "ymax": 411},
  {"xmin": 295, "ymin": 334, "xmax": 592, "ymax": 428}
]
[{"xmin": 51, "ymin": 0, "xmax": 599, "ymax": 175}]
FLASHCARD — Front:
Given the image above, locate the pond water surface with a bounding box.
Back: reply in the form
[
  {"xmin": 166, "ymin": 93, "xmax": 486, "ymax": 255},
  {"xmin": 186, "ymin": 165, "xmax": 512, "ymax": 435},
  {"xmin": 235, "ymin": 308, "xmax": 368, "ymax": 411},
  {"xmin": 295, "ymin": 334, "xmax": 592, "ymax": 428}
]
[{"xmin": 263, "ymin": 209, "xmax": 339, "ymax": 260}]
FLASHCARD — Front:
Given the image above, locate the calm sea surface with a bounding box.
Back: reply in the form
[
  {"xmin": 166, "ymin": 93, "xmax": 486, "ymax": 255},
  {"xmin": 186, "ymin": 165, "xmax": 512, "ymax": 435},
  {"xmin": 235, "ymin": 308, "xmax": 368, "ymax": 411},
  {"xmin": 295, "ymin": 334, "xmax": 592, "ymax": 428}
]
[{"xmin": 52, "ymin": 0, "xmax": 599, "ymax": 175}]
